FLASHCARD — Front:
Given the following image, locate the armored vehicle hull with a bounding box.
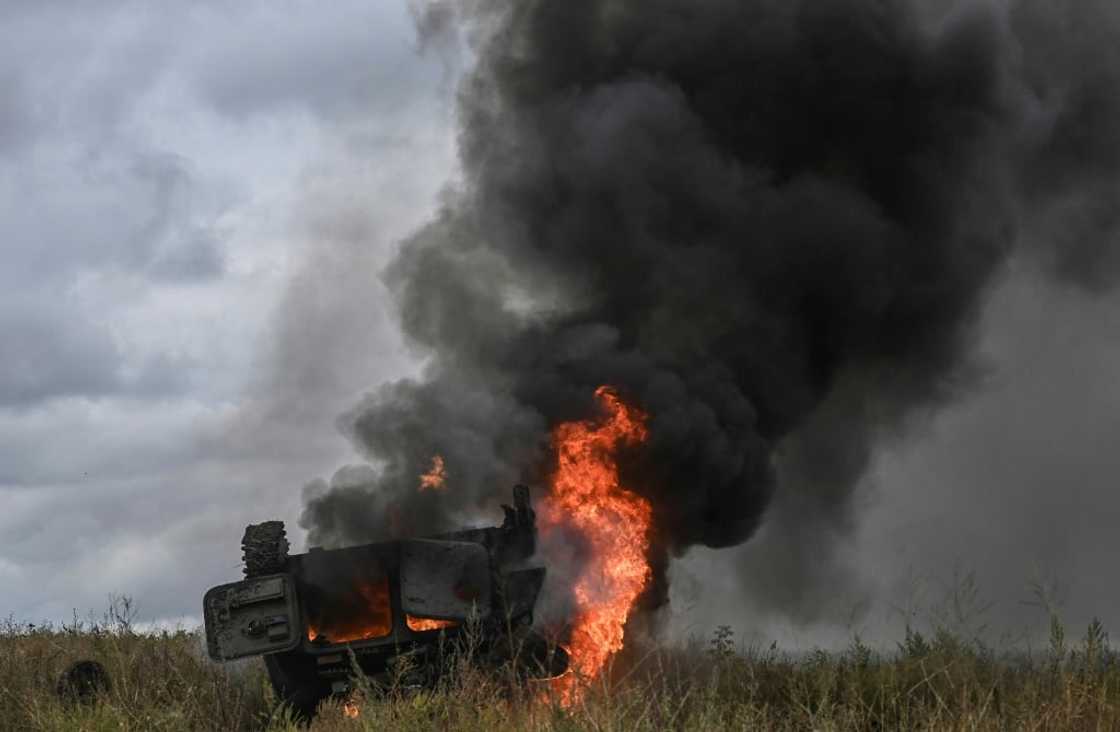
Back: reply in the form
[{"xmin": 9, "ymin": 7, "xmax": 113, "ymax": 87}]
[{"xmin": 203, "ymin": 485, "xmax": 566, "ymax": 717}]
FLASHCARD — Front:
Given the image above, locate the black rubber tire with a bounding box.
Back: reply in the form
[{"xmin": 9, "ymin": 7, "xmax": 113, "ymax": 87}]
[
  {"xmin": 485, "ymin": 627, "xmax": 569, "ymax": 680},
  {"xmin": 520, "ymin": 630, "xmax": 569, "ymax": 679},
  {"xmin": 242, "ymin": 521, "xmax": 289, "ymax": 577},
  {"xmin": 57, "ymin": 659, "xmax": 111, "ymax": 704},
  {"xmin": 264, "ymin": 651, "xmax": 332, "ymax": 721}
]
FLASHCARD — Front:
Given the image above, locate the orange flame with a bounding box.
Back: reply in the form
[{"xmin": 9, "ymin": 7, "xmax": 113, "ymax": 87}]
[
  {"xmin": 406, "ymin": 615, "xmax": 458, "ymax": 632},
  {"xmin": 343, "ymin": 700, "xmax": 360, "ymax": 719},
  {"xmin": 539, "ymin": 386, "xmax": 652, "ymax": 703},
  {"xmin": 305, "ymin": 579, "xmax": 392, "ymax": 644},
  {"xmin": 419, "ymin": 454, "xmax": 447, "ymax": 491}
]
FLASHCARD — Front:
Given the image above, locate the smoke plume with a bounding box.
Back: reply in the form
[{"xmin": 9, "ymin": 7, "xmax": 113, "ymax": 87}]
[{"xmin": 300, "ymin": 0, "xmax": 1120, "ymax": 618}]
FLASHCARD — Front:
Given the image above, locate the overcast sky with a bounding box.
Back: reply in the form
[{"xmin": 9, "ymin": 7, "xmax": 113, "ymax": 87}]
[
  {"xmin": 0, "ymin": 0, "xmax": 456, "ymax": 626},
  {"xmin": 3, "ymin": 1, "xmax": 1119, "ymax": 649}
]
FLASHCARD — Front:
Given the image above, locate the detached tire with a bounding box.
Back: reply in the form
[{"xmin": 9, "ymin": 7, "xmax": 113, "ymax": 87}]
[
  {"xmin": 488, "ymin": 627, "xmax": 569, "ymax": 680},
  {"xmin": 242, "ymin": 521, "xmax": 289, "ymax": 577},
  {"xmin": 57, "ymin": 660, "xmax": 111, "ymax": 704}
]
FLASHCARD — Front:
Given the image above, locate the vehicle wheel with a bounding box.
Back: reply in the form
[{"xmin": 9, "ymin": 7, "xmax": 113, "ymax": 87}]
[
  {"xmin": 487, "ymin": 627, "xmax": 569, "ymax": 680},
  {"xmin": 242, "ymin": 521, "xmax": 289, "ymax": 577},
  {"xmin": 264, "ymin": 651, "xmax": 331, "ymax": 721}
]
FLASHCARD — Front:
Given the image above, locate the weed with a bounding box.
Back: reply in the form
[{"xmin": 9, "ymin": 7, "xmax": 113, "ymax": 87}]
[{"xmin": 5, "ymin": 602, "xmax": 1120, "ymax": 730}]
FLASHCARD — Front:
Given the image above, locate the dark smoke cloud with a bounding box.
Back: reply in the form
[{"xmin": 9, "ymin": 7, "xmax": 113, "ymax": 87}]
[{"xmin": 301, "ymin": 0, "xmax": 1120, "ymax": 618}]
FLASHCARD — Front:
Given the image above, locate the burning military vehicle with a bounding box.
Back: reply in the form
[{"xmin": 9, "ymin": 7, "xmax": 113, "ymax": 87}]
[{"xmin": 203, "ymin": 485, "xmax": 567, "ymax": 717}]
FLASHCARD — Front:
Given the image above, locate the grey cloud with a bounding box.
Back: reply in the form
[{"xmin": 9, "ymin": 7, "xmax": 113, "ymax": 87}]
[
  {"xmin": 0, "ymin": 0, "xmax": 459, "ymax": 629},
  {"xmin": 0, "ymin": 152, "xmax": 225, "ymax": 285},
  {"xmin": 0, "ymin": 0, "xmax": 444, "ymax": 412},
  {"xmin": 124, "ymin": 154, "xmax": 225, "ymax": 282},
  {"xmin": 1, "ymin": 468, "xmax": 299, "ymax": 623},
  {"xmin": 0, "ymin": 392, "xmax": 199, "ymax": 488},
  {"xmin": 0, "ymin": 3, "xmax": 179, "ymax": 157},
  {"xmin": 0, "ymin": 305, "xmax": 122, "ymax": 408},
  {"xmin": 191, "ymin": 2, "xmax": 444, "ymax": 122},
  {"xmin": 0, "ymin": 71, "xmax": 35, "ymax": 155},
  {"xmin": 0, "ymin": 48, "xmax": 225, "ymax": 406},
  {"xmin": 0, "ymin": 151, "xmax": 223, "ymax": 409}
]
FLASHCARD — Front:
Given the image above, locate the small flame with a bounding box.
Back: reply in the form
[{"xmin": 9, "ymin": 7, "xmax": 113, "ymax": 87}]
[
  {"xmin": 539, "ymin": 386, "xmax": 652, "ymax": 704},
  {"xmin": 343, "ymin": 699, "xmax": 360, "ymax": 719},
  {"xmin": 406, "ymin": 615, "xmax": 458, "ymax": 632},
  {"xmin": 419, "ymin": 454, "xmax": 447, "ymax": 491}
]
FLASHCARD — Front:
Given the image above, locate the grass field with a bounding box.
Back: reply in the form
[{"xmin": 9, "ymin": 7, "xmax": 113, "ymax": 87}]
[{"xmin": 3, "ymin": 598, "xmax": 1120, "ymax": 730}]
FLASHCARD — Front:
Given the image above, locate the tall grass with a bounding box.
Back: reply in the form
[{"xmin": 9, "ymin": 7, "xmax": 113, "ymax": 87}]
[
  {"xmin": 0, "ymin": 598, "xmax": 269, "ymax": 731},
  {"xmin": 3, "ymin": 597, "xmax": 1120, "ymax": 730}
]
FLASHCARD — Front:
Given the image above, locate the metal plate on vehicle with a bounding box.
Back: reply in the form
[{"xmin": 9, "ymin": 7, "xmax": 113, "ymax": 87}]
[
  {"xmin": 400, "ymin": 539, "xmax": 491, "ymax": 620},
  {"xmin": 230, "ymin": 576, "xmax": 286, "ymax": 607},
  {"xmin": 203, "ymin": 574, "xmax": 301, "ymax": 661}
]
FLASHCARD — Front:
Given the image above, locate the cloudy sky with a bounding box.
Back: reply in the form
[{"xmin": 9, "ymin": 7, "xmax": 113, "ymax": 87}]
[
  {"xmin": 3, "ymin": 0, "xmax": 1119, "ymax": 648},
  {"xmin": 0, "ymin": 0, "xmax": 456, "ymax": 625}
]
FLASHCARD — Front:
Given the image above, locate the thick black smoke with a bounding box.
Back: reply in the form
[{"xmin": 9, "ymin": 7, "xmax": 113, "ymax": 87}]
[{"xmin": 301, "ymin": 0, "xmax": 1120, "ymax": 617}]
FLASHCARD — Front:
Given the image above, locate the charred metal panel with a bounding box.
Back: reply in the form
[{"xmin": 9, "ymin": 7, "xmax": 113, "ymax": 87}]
[
  {"xmin": 204, "ymin": 574, "xmax": 301, "ymax": 661},
  {"xmin": 400, "ymin": 539, "xmax": 491, "ymax": 620}
]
